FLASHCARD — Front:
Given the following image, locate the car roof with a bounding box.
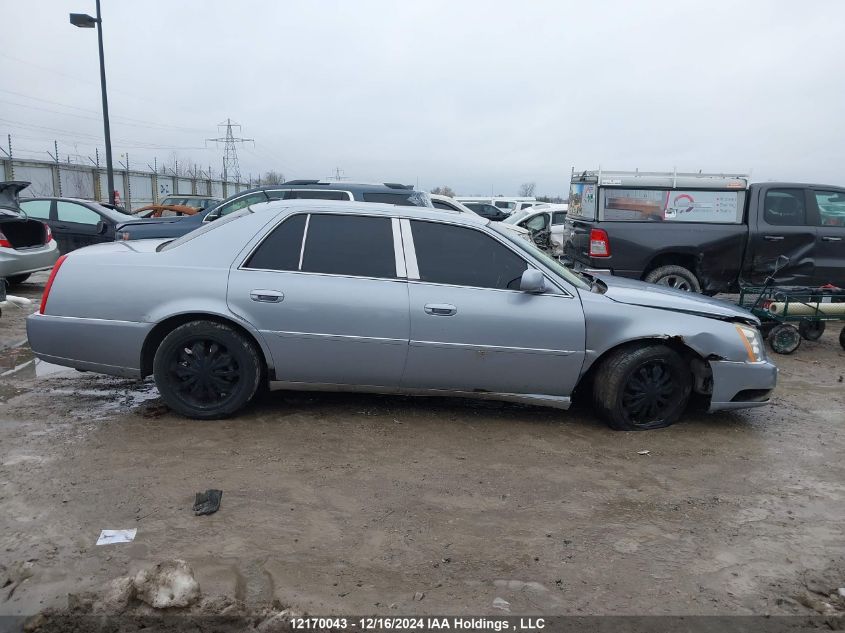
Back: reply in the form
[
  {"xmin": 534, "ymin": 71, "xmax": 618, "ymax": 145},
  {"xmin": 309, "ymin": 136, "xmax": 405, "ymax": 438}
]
[
  {"xmin": 228, "ymin": 181, "xmax": 420, "ymax": 197},
  {"xmin": 250, "ymin": 198, "xmax": 489, "ymax": 227},
  {"xmin": 162, "ymin": 194, "xmax": 220, "ymax": 199}
]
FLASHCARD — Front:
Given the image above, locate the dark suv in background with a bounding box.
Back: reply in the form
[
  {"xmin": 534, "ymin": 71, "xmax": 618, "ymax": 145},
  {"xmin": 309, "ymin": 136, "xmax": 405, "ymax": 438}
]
[{"xmin": 115, "ymin": 181, "xmax": 431, "ymax": 241}]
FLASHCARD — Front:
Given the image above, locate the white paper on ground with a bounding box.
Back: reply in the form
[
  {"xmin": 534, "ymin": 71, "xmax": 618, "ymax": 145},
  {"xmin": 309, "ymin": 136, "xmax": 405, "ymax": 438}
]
[{"xmin": 96, "ymin": 529, "xmax": 137, "ymax": 545}]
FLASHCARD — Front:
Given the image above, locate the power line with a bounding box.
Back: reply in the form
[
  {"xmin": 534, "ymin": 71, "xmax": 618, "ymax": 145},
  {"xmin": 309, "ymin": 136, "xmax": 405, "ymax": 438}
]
[{"xmin": 0, "ymin": 88, "xmax": 209, "ymax": 133}]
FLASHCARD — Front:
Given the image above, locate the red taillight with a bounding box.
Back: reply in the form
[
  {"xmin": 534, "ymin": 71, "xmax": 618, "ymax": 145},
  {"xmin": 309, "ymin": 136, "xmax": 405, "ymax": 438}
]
[
  {"xmin": 0, "ymin": 228, "xmax": 11, "ymax": 249},
  {"xmin": 39, "ymin": 254, "xmax": 68, "ymax": 314},
  {"xmin": 589, "ymin": 228, "xmax": 611, "ymax": 258},
  {"xmin": 43, "ymin": 222, "xmax": 53, "ymax": 244}
]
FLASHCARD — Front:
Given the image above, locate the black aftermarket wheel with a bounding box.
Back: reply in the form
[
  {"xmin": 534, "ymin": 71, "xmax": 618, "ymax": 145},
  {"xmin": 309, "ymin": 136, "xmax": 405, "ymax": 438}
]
[
  {"xmin": 592, "ymin": 344, "xmax": 692, "ymax": 431},
  {"xmin": 153, "ymin": 320, "xmax": 262, "ymax": 419},
  {"xmin": 767, "ymin": 323, "xmax": 801, "ymax": 354}
]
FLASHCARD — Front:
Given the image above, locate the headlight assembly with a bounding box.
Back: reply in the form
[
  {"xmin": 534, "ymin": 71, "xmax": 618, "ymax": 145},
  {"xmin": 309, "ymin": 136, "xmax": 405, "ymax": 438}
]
[{"xmin": 735, "ymin": 324, "xmax": 766, "ymax": 362}]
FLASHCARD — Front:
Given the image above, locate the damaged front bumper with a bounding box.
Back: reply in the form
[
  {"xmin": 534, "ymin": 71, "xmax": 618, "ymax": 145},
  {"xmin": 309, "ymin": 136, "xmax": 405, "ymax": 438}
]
[{"xmin": 707, "ymin": 359, "xmax": 778, "ymax": 412}]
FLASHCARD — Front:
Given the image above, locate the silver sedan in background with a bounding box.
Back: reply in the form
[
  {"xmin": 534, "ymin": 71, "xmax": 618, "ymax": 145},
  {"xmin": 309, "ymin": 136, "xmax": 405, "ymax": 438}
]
[{"xmin": 27, "ymin": 200, "xmax": 777, "ymax": 430}]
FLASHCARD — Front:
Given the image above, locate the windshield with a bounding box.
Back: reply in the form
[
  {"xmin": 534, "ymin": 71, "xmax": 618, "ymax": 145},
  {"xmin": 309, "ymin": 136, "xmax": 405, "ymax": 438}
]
[
  {"xmin": 491, "ymin": 224, "xmax": 590, "ymax": 290},
  {"xmin": 160, "ymin": 207, "xmax": 253, "ymax": 251}
]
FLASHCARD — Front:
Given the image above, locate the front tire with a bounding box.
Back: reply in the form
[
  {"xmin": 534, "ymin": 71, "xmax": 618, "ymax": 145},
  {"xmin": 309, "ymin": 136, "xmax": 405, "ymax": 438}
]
[
  {"xmin": 767, "ymin": 324, "xmax": 801, "ymax": 354},
  {"xmin": 153, "ymin": 320, "xmax": 262, "ymax": 419},
  {"xmin": 644, "ymin": 265, "xmax": 701, "ymax": 293},
  {"xmin": 592, "ymin": 344, "xmax": 692, "ymax": 431}
]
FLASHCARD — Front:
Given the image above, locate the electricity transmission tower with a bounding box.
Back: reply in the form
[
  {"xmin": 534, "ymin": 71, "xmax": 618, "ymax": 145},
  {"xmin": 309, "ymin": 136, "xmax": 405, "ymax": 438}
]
[{"xmin": 206, "ymin": 119, "xmax": 253, "ymax": 182}]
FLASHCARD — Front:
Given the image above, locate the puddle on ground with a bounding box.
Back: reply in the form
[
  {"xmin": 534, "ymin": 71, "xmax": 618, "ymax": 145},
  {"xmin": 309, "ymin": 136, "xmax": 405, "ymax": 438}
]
[
  {"xmin": 0, "ymin": 343, "xmax": 72, "ymax": 379},
  {"xmin": 1, "ymin": 340, "xmax": 162, "ymax": 416}
]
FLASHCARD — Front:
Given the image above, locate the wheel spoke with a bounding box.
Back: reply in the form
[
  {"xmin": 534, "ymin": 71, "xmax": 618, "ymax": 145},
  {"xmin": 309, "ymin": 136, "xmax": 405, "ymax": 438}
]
[{"xmin": 167, "ymin": 336, "xmax": 241, "ymax": 408}]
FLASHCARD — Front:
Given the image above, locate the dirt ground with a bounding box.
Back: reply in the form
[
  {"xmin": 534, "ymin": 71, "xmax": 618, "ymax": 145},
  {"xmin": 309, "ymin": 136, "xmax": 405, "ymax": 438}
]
[{"xmin": 1, "ymin": 273, "xmax": 844, "ymax": 621}]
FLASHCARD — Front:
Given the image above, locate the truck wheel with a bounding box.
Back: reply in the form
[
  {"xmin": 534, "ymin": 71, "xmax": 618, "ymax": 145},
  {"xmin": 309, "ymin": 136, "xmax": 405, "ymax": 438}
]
[
  {"xmin": 592, "ymin": 344, "xmax": 692, "ymax": 431},
  {"xmin": 644, "ymin": 265, "xmax": 701, "ymax": 293},
  {"xmin": 153, "ymin": 320, "xmax": 263, "ymax": 419},
  {"xmin": 767, "ymin": 324, "xmax": 801, "ymax": 354},
  {"xmin": 798, "ymin": 321, "xmax": 825, "ymax": 341},
  {"xmin": 839, "ymin": 326, "xmax": 845, "ymax": 351},
  {"xmin": 6, "ymin": 274, "xmax": 31, "ymax": 285}
]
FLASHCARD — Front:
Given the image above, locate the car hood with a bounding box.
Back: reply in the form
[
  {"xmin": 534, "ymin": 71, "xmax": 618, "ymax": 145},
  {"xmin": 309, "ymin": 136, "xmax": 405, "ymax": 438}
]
[{"xmin": 595, "ymin": 274, "xmax": 759, "ymax": 324}]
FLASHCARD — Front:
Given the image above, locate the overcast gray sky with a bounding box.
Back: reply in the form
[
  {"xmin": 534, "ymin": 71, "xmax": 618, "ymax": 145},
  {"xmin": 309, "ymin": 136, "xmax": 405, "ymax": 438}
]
[{"xmin": 2, "ymin": 0, "xmax": 844, "ymax": 196}]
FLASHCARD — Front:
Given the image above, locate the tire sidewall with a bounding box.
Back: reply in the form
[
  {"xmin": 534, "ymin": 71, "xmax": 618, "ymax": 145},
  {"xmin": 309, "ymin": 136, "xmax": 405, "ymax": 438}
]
[
  {"xmin": 153, "ymin": 321, "xmax": 261, "ymax": 419},
  {"xmin": 644, "ymin": 265, "xmax": 702, "ymax": 293},
  {"xmin": 612, "ymin": 347, "xmax": 691, "ymax": 431}
]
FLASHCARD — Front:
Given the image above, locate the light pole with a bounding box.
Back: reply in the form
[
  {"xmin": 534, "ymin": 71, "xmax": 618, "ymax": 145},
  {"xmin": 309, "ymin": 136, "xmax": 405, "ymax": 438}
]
[{"xmin": 70, "ymin": 1, "xmax": 115, "ymax": 206}]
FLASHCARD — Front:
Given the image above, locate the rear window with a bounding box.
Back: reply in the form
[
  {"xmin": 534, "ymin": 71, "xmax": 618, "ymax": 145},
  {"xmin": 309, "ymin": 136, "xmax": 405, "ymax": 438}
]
[
  {"xmin": 600, "ymin": 188, "xmax": 745, "ymax": 223},
  {"xmin": 568, "ymin": 183, "xmax": 597, "ymax": 220},
  {"xmin": 160, "ymin": 208, "xmax": 252, "ymax": 251}
]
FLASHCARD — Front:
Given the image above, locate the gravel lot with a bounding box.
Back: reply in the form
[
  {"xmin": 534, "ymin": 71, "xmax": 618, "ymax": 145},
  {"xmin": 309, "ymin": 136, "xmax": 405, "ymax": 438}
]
[{"xmin": 1, "ymin": 274, "xmax": 844, "ymax": 620}]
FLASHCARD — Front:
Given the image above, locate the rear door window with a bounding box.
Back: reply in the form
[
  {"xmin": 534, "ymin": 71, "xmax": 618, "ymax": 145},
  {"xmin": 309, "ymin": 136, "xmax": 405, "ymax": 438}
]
[
  {"xmin": 20, "ymin": 200, "xmax": 52, "ymax": 219},
  {"xmin": 56, "ymin": 201, "xmax": 101, "ymax": 225},
  {"xmin": 552, "ymin": 211, "xmax": 567, "ymax": 224},
  {"xmin": 410, "ymin": 221, "xmax": 527, "ymax": 290},
  {"xmin": 764, "ymin": 189, "xmax": 807, "ymax": 226},
  {"xmin": 813, "ymin": 191, "xmax": 845, "ymax": 226},
  {"xmin": 244, "ymin": 214, "xmax": 307, "ymax": 271},
  {"xmin": 301, "ymin": 214, "xmax": 396, "ymax": 278}
]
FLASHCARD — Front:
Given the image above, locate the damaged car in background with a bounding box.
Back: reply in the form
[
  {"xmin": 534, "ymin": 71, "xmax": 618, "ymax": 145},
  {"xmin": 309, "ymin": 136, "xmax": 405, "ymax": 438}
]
[{"xmin": 28, "ymin": 200, "xmax": 776, "ymax": 431}]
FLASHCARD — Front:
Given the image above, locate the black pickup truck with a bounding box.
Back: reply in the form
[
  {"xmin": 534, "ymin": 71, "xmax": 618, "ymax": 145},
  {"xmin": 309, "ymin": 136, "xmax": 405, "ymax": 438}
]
[{"xmin": 562, "ymin": 170, "xmax": 845, "ymax": 294}]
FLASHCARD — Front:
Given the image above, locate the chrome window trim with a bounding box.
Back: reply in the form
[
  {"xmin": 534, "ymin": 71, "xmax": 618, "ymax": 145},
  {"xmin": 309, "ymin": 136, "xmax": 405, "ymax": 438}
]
[
  {"xmin": 391, "ymin": 218, "xmax": 407, "ymax": 278},
  {"xmin": 298, "ymin": 213, "xmax": 311, "ymax": 270},
  {"xmin": 238, "ymin": 268, "xmax": 409, "ymax": 284},
  {"xmin": 399, "ymin": 219, "xmax": 419, "ymax": 279}
]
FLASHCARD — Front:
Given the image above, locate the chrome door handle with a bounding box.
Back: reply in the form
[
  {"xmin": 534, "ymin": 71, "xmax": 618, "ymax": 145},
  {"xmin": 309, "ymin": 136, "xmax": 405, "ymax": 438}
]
[
  {"xmin": 763, "ymin": 235, "xmax": 785, "ymax": 241},
  {"xmin": 250, "ymin": 289, "xmax": 284, "ymax": 303},
  {"xmin": 424, "ymin": 303, "xmax": 457, "ymax": 316},
  {"xmin": 821, "ymin": 236, "xmax": 842, "ymax": 242}
]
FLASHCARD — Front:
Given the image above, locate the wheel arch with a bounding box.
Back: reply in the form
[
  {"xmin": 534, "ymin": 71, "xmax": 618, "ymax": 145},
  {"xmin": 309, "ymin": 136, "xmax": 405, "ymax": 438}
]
[
  {"xmin": 641, "ymin": 251, "xmax": 699, "ymax": 278},
  {"xmin": 575, "ymin": 336, "xmax": 708, "ymax": 398},
  {"xmin": 140, "ymin": 312, "xmax": 274, "ymax": 379}
]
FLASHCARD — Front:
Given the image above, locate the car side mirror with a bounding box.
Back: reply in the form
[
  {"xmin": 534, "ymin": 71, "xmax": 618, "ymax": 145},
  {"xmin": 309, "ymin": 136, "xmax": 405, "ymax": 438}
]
[
  {"xmin": 520, "ymin": 269, "xmax": 546, "ymax": 293},
  {"xmin": 203, "ymin": 212, "xmax": 218, "ymax": 223},
  {"xmin": 96, "ymin": 220, "xmax": 108, "ymax": 235}
]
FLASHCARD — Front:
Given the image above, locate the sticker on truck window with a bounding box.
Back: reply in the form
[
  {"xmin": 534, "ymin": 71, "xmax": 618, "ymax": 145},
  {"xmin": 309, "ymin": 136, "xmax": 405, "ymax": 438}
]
[
  {"xmin": 569, "ymin": 183, "xmax": 597, "ymax": 219},
  {"xmin": 601, "ymin": 189, "xmax": 744, "ymax": 223}
]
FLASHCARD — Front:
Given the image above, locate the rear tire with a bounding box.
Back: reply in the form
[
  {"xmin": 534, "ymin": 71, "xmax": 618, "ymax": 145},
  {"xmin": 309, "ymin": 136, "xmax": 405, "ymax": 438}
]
[
  {"xmin": 644, "ymin": 265, "xmax": 701, "ymax": 293},
  {"xmin": 153, "ymin": 320, "xmax": 262, "ymax": 419},
  {"xmin": 6, "ymin": 273, "xmax": 31, "ymax": 285},
  {"xmin": 798, "ymin": 320, "xmax": 825, "ymax": 341},
  {"xmin": 592, "ymin": 344, "xmax": 692, "ymax": 431},
  {"xmin": 839, "ymin": 326, "xmax": 845, "ymax": 351}
]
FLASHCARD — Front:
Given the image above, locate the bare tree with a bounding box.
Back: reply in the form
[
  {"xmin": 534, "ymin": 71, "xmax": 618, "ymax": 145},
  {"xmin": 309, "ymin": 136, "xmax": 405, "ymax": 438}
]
[
  {"xmin": 430, "ymin": 185, "xmax": 456, "ymax": 197},
  {"xmin": 261, "ymin": 170, "xmax": 285, "ymax": 185},
  {"xmin": 519, "ymin": 182, "xmax": 536, "ymax": 197}
]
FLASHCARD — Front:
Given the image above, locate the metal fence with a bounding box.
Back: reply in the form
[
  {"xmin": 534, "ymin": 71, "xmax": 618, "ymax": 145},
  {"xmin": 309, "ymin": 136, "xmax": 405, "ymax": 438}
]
[{"xmin": 1, "ymin": 157, "xmax": 250, "ymax": 212}]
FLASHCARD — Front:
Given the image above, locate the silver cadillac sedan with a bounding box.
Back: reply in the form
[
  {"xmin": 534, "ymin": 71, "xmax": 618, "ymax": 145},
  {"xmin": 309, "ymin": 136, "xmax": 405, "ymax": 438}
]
[{"xmin": 27, "ymin": 200, "xmax": 777, "ymax": 430}]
